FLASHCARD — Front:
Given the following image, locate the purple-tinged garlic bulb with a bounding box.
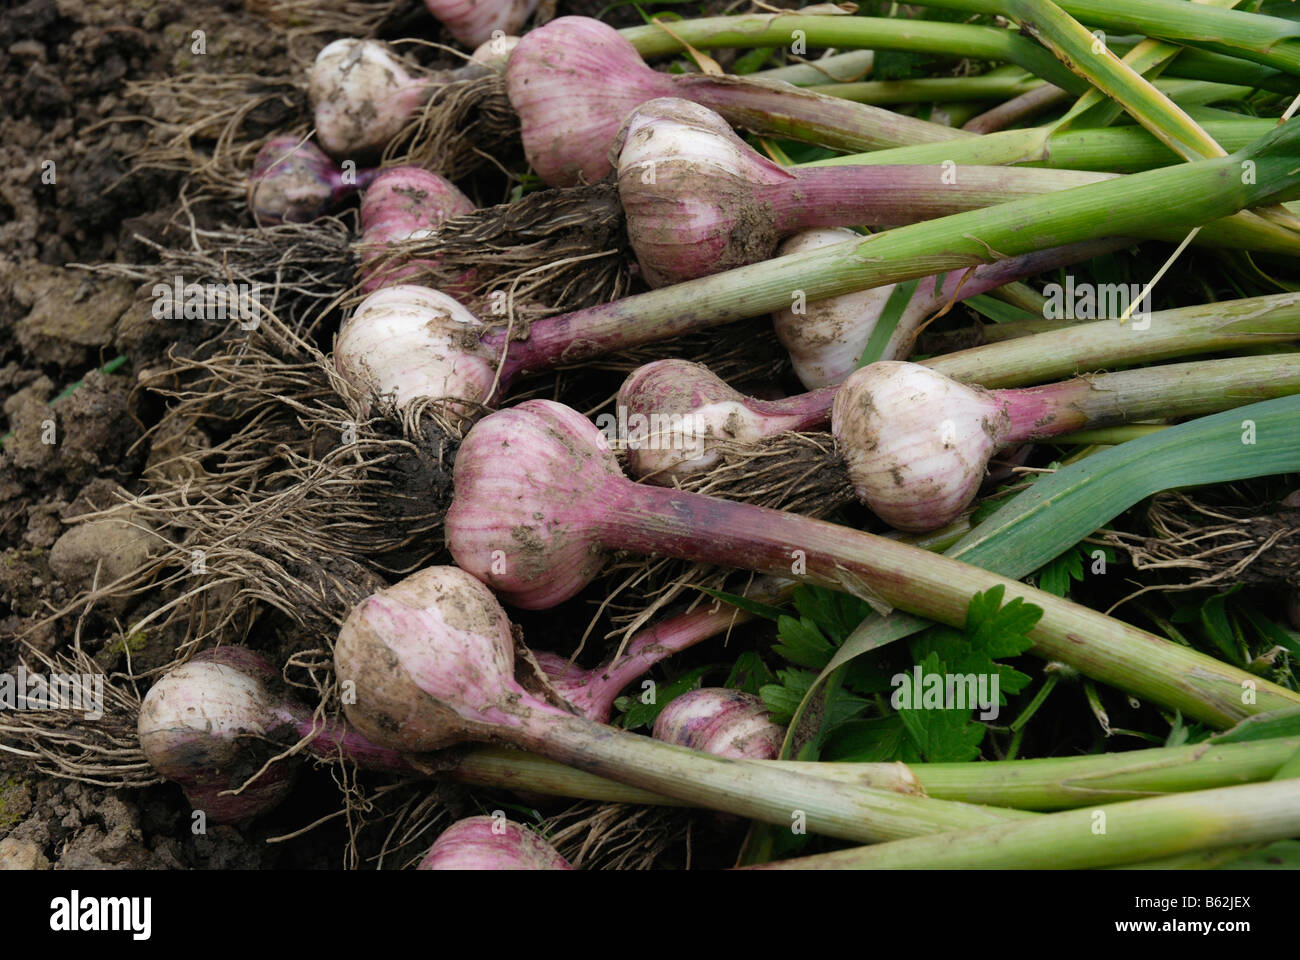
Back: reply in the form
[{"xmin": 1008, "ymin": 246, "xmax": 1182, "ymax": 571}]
[
  {"xmin": 248, "ymin": 137, "xmax": 377, "ymax": 226},
  {"xmin": 653, "ymin": 689, "xmax": 784, "ymax": 760},
  {"xmin": 616, "ymin": 359, "xmax": 833, "ymax": 483},
  {"xmin": 615, "ymin": 98, "xmax": 794, "ymax": 288},
  {"xmin": 613, "ymin": 98, "xmax": 1105, "ymax": 288},
  {"xmin": 334, "ymin": 566, "xmax": 522, "ymax": 751},
  {"xmin": 333, "ymin": 284, "xmax": 496, "ymax": 411},
  {"xmin": 418, "ymin": 815, "xmax": 571, "ymax": 870},
  {"xmin": 424, "ymin": 0, "xmax": 538, "ymax": 49},
  {"xmin": 506, "ymin": 17, "xmax": 676, "ymax": 187},
  {"xmin": 771, "ymin": 228, "xmax": 898, "ymax": 389},
  {"xmin": 831, "ymin": 361, "xmax": 1008, "ymax": 532},
  {"xmin": 446, "ymin": 401, "xmax": 622, "ymax": 609},
  {"xmin": 356, "ymin": 167, "xmax": 476, "ymax": 294},
  {"xmin": 309, "ymin": 40, "xmax": 437, "ymax": 159},
  {"xmin": 137, "ymin": 648, "xmax": 296, "ymax": 823}
]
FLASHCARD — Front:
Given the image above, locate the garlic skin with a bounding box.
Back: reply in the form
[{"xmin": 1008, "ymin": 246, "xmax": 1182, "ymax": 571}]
[
  {"xmin": 310, "ymin": 39, "xmax": 430, "ymax": 159},
  {"xmin": 247, "ymin": 137, "xmax": 342, "ymax": 226},
  {"xmin": 615, "ymin": 98, "xmax": 793, "ymax": 288},
  {"xmin": 446, "ymin": 400, "xmax": 623, "ymax": 610},
  {"xmin": 467, "ymin": 34, "xmax": 519, "ymax": 75},
  {"xmin": 359, "ymin": 167, "xmax": 475, "ymax": 245},
  {"xmin": 652, "ymin": 689, "xmax": 783, "ymax": 760},
  {"xmin": 334, "ymin": 566, "xmax": 519, "ymax": 752},
  {"xmin": 772, "ymin": 228, "xmax": 897, "ymax": 389},
  {"xmin": 424, "ymin": 0, "xmax": 537, "ymax": 49},
  {"xmin": 530, "ymin": 650, "xmax": 604, "ymax": 721},
  {"xmin": 137, "ymin": 648, "xmax": 295, "ymax": 822},
  {"xmin": 506, "ymin": 16, "xmax": 675, "ymax": 186},
  {"xmin": 832, "ymin": 361, "xmax": 1008, "ymax": 532},
  {"xmin": 333, "ymin": 284, "xmax": 496, "ymax": 411},
  {"xmin": 616, "ymin": 359, "xmax": 775, "ymax": 482},
  {"xmin": 418, "ymin": 815, "xmax": 572, "ymax": 870},
  {"xmin": 356, "ymin": 167, "xmax": 476, "ymax": 294}
]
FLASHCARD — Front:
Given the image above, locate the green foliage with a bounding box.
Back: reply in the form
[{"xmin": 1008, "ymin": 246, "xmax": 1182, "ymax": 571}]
[
  {"xmin": 1226, "ymin": 840, "xmax": 1300, "ymax": 869},
  {"xmin": 1160, "ymin": 585, "xmax": 1299, "ymax": 684},
  {"xmin": 724, "ymin": 651, "xmax": 774, "ymax": 696},
  {"xmin": 962, "ymin": 293, "xmax": 1042, "ymax": 325},
  {"xmin": 760, "ymin": 585, "xmax": 1041, "ymax": 763},
  {"xmin": 1034, "ymin": 544, "xmax": 1114, "ymax": 598}
]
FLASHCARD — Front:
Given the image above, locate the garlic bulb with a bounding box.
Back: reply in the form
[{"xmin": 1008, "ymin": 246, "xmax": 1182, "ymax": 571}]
[
  {"xmin": 652, "ymin": 688, "xmax": 784, "ymax": 760},
  {"xmin": 418, "ymin": 815, "xmax": 572, "ymax": 870},
  {"xmin": 506, "ymin": 16, "xmax": 676, "ymax": 186},
  {"xmin": 334, "ymin": 565, "xmax": 519, "ymax": 751},
  {"xmin": 333, "ymin": 284, "xmax": 496, "ymax": 411},
  {"xmin": 356, "ymin": 167, "xmax": 476, "ymax": 294},
  {"xmin": 467, "ymin": 34, "xmax": 519, "ymax": 75},
  {"xmin": 831, "ymin": 361, "xmax": 1007, "ymax": 531},
  {"xmin": 445, "ymin": 400, "xmax": 623, "ymax": 609},
  {"xmin": 771, "ymin": 228, "xmax": 898, "ymax": 389},
  {"xmin": 615, "ymin": 98, "xmax": 792, "ymax": 288},
  {"xmin": 137, "ymin": 648, "xmax": 296, "ymax": 822},
  {"xmin": 248, "ymin": 136, "xmax": 359, "ymax": 226},
  {"xmin": 360, "ymin": 167, "xmax": 475, "ymax": 245},
  {"xmin": 617, "ymin": 359, "xmax": 770, "ymax": 481},
  {"xmin": 309, "ymin": 39, "xmax": 432, "ymax": 159},
  {"xmin": 423, "ymin": 0, "xmax": 538, "ymax": 50},
  {"xmin": 616, "ymin": 358, "xmax": 831, "ymax": 483}
]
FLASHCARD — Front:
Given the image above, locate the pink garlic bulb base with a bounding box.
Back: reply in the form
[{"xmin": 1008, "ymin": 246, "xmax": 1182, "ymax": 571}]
[
  {"xmin": 617, "ymin": 359, "xmax": 797, "ymax": 482},
  {"xmin": 248, "ymin": 137, "xmax": 347, "ymax": 226},
  {"xmin": 506, "ymin": 17, "xmax": 675, "ymax": 186},
  {"xmin": 652, "ymin": 688, "xmax": 784, "ymax": 760},
  {"xmin": 356, "ymin": 167, "xmax": 476, "ymax": 294},
  {"xmin": 445, "ymin": 401, "xmax": 622, "ymax": 609},
  {"xmin": 832, "ymin": 361, "xmax": 1008, "ymax": 532}
]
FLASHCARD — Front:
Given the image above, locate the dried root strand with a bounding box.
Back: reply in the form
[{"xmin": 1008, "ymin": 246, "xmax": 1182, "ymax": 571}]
[
  {"xmin": 545, "ymin": 802, "xmax": 691, "ymax": 871},
  {"xmin": 0, "ymin": 647, "xmax": 156, "ymax": 789},
  {"xmin": 114, "ymin": 73, "xmax": 307, "ymax": 209},
  {"xmin": 1102, "ymin": 491, "xmax": 1300, "ymax": 591},
  {"xmin": 382, "ymin": 72, "xmax": 521, "ymax": 180},
  {"xmin": 353, "ymin": 182, "xmax": 630, "ymax": 317},
  {"xmin": 678, "ymin": 431, "xmax": 853, "ymax": 516},
  {"xmin": 247, "ymin": 0, "xmax": 411, "ymax": 66},
  {"xmin": 81, "ymin": 215, "xmax": 356, "ymax": 337}
]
